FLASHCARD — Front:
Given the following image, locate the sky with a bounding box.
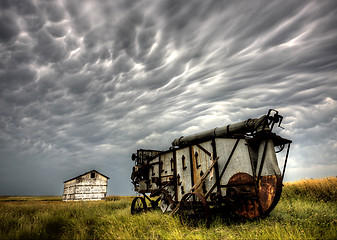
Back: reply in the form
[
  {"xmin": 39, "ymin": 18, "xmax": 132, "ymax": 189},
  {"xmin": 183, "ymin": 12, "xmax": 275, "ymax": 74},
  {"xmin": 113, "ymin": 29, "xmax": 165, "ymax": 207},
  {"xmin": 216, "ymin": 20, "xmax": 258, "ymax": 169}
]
[{"xmin": 0, "ymin": 0, "xmax": 336, "ymax": 196}]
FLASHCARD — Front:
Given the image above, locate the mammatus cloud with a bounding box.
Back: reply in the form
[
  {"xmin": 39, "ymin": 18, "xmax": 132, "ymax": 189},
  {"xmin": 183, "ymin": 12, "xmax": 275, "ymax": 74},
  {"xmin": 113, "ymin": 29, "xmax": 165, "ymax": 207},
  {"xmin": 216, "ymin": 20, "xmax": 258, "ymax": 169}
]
[{"xmin": 0, "ymin": 0, "xmax": 336, "ymax": 195}]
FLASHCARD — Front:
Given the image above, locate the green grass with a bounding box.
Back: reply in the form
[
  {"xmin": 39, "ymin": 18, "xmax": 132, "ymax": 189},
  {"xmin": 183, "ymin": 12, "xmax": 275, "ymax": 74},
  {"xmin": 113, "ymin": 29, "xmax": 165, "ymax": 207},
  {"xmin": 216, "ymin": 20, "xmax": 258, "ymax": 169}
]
[{"xmin": 1, "ymin": 177, "xmax": 336, "ymax": 239}]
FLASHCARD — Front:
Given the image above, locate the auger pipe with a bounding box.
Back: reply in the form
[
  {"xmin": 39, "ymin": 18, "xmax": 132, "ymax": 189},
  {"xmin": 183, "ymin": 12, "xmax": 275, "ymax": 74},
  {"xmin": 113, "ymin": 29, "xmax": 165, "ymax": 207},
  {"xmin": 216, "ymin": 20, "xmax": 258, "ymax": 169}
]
[{"xmin": 172, "ymin": 114, "xmax": 270, "ymax": 147}]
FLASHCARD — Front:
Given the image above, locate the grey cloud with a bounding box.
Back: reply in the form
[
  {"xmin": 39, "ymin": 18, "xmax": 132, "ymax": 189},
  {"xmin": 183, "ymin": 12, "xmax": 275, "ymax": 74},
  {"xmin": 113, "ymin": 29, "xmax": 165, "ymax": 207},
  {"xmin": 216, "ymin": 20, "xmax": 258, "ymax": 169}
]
[
  {"xmin": 291, "ymin": 99, "xmax": 337, "ymax": 130},
  {"xmin": 84, "ymin": 28, "xmax": 103, "ymax": 49},
  {"xmin": 98, "ymin": 47, "xmax": 112, "ymax": 61},
  {"xmin": 21, "ymin": 13, "xmax": 46, "ymax": 33},
  {"xmin": 33, "ymin": 30, "xmax": 68, "ymax": 63},
  {"xmin": 0, "ymin": 65, "xmax": 37, "ymax": 91},
  {"xmin": 112, "ymin": 9, "xmax": 146, "ymax": 57},
  {"xmin": 158, "ymin": 0, "xmax": 207, "ymax": 32},
  {"xmin": 48, "ymin": 99, "xmax": 77, "ymax": 116},
  {"xmin": 57, "ymin": 57, "xmax": 86, "ymax": 74},
  {"xmin": 46, "ymin": 23, "xmax": 68, "ymax": 38},
  {"xmin": 85, "ymin": 92, "xmax": 105, "ymax": 111},
  {"xmin": 63, "ymin": 74, "xmax": 91, "ymax": 95},
  {"xmin": 0, "ymin": 11, "xmax": 20, "ymax": 44},
  {"xmin": 0, "ymin": 0, "xmax": 11, "ymax": 9},
  {"xmin": 143, "ymin": 44, "xmax": 168, "ymax": 71},
  {"xmin": 137, "ymin": 28, "xmax": 155, "ymax": 50},
  {"xmin": 236, "ymin": 2, "xmax": 305, "ymax": 41},
  {"xmin": 63, "ymin": 1, "xmax": 88, "ymax": 34},
  {"xmin": 2, "ymin": 84, "xmax": 39, "ymax": 109},
  {"xmin": 5, "ymin": 38, "xmax": 35, "ymax": 66},
  {"xmin": 11, "ymin": 0, "xmax": 38, "ymax": 16},
  {"xmin": 112, "ymin": 55, "xmax": 134, "ymax": 75},
  {"xmin": 135, "ymin": 27, "xmax": 156, "ymax": 62},
  {"xmin": 113, "ymin": 20, "xmax": 137, "ymax": 57},
  {"xmin": 68, "ymin": 119, "xmax": 111, "ymax": 144},
  {"xmin": 63, "ymin": 1, "xmax": 111, "ymax": 36},
  {"xmin": 40, "ymin": 2, "xmax": 66, "ymax": 23},
  {"xmin": 36, "ymin": 70, "xmax": 63, "ymax": 95},
  {"xmin": 64, "ymin": 34, "xmax": 80, "ymax": 51}
]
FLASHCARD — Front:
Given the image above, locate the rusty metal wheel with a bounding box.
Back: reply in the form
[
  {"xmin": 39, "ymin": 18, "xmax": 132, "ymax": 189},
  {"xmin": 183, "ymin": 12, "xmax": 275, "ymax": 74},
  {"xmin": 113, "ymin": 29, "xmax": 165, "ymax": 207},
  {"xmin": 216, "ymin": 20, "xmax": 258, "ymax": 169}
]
[
  {"xmin": 179, "ymin": 192, "xmax": 210, "ymax": 228},
  {"xmin": 226, "ymin": 172, "xmax": 283, "ymax": 218},
  {"xmin": 131, "ymin": 197, "xmax": 147, "ymax": 214}
]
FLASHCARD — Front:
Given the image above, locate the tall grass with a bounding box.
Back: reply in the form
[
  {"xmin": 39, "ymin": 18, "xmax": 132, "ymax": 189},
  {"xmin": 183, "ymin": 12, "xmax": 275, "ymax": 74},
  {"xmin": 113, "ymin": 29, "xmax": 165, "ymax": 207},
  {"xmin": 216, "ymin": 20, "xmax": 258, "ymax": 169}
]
[
  {"xmin": 0, "ymin": 196, "xmax": 62, "ymax": 202},
  {"xmin": 0, "ymin": 177, "xmax": 336, "ymax": 239},
  {"xmin": 282, "ymin": 176, "xmax": 337, "ymax": 202}
]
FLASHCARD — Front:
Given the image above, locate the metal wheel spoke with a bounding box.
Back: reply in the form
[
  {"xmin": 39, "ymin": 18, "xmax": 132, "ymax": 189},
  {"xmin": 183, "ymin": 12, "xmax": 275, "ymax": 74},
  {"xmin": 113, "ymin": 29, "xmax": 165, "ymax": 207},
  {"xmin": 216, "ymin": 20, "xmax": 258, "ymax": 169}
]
[
  {"xmin": 179, "ymin": 192, "xmax": 210, "ymax": 228},
  {"xmin": 131, "ymin": 197, "xmax": 147, "ymax": 214}
]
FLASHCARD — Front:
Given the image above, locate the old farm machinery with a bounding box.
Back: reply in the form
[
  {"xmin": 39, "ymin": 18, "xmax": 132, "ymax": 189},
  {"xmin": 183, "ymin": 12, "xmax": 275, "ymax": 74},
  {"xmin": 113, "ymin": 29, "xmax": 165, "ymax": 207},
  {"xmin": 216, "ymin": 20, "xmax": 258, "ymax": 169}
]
[{"xmin": 131, "ymin": 109, "xmax": 292, "ymax": 227}]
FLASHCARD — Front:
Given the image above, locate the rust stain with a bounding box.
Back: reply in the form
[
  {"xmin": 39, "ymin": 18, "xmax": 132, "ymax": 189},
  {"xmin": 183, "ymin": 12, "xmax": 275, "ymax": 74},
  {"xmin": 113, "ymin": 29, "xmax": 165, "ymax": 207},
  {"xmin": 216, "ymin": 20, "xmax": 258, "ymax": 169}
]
[{"xmin": 227, "ymin": 173, "xmax": 282, "ymax": 218}]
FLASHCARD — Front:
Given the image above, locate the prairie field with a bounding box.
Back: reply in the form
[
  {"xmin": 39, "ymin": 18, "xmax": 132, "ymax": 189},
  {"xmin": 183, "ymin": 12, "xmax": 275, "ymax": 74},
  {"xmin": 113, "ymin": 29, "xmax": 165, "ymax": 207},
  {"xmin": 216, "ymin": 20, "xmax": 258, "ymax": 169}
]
[{"xmin": 0, "ymin": 177, "xmax": 336, "ymax": 239}]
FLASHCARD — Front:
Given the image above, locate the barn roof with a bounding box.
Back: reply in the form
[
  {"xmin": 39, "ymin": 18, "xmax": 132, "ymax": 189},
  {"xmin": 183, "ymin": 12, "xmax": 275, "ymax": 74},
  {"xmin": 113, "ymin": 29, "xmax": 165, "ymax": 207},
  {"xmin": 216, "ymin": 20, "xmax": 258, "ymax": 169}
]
[{"xmin": 63, "ymin": 170, "xmax": 110, "ymax": 183}]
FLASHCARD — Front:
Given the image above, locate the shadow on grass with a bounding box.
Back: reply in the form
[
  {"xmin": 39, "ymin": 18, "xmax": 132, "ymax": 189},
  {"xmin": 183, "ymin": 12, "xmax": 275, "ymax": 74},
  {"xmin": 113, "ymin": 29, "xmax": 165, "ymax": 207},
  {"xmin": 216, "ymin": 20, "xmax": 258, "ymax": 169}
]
[{"xmin": 209, "ymin": 205, "xmax": 260, "ymax": 227}]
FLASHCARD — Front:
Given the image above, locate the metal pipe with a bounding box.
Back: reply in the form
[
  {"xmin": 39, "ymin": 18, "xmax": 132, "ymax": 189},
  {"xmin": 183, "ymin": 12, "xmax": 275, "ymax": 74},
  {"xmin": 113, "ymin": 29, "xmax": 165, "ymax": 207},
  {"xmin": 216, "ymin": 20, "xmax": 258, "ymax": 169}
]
[{"xmin": 172, "ymin": 115, "xmax": 269, "ymax": 147}]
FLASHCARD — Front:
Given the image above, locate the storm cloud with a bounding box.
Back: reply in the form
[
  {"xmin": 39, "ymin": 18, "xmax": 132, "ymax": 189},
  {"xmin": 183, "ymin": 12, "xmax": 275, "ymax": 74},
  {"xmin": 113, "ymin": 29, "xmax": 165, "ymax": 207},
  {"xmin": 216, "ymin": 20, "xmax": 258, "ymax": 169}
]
[{"xmin": 0, "ymin": 0, "xmax": 336, "ymax": 195}]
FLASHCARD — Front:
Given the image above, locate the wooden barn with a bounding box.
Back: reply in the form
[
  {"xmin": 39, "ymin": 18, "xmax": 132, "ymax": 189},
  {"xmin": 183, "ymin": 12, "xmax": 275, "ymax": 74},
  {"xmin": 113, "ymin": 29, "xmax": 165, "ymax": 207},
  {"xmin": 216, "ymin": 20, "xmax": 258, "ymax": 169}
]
[{"xmin": 63, "ymin": 170, "xmax": 109, "ymax": 201}]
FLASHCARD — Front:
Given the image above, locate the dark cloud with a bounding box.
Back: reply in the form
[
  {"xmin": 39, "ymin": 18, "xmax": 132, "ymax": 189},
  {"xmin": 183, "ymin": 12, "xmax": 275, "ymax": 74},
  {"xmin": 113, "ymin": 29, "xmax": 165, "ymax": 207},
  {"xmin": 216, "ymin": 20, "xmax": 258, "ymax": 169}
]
[
  {"xmin": 33, "ymin": 30, "xmax": 68, "ymax": 63},
  {"xmin": 40, "ymin": 2, "xmax": 66, "ymax": 23},
  {"xmin": 136, "ymin": 27, "xmax": 156, "ymax": 60},
  {"xmin": 0, "ymin": 65, "xmax": 37, "ymax": 92},
  {"xmin": 21, "ymin": 12, "xmax": 45, "ymax": 33},
  {"xmin": 46, "ymin": 23, "xmax": 68, "ymax": 38},
  {"xmin": 112, "ymin": 55, "xmax": 134, "ymax": 75},
  {"xmin": 12, "ymin": 0, "xmax": 38, "ymax": 16},
  {"xmin": 0, "ymin": 0, "xmax": 336, "ymax": 196},
  {"xmin": 64, "ymin": 74, "xmax": 91, "ymax": 95},
  {"xmin": 0, "ymin": 12, "xmax": 20, "ymax": 44}
]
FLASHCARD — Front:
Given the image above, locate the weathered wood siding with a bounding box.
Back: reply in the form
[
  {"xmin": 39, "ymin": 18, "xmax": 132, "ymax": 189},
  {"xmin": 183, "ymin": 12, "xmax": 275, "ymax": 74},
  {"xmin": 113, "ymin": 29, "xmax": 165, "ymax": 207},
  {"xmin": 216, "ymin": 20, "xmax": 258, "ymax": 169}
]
[{"xmin": 63, "ymin": 171, "xmax": 108, "ymax": 201}]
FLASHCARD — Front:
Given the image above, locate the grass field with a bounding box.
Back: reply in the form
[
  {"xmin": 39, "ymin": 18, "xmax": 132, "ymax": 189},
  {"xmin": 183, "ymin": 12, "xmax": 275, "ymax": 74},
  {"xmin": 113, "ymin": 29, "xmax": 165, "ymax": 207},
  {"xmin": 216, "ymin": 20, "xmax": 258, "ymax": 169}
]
[{"xmin": 1, "ymin": 177, "xmax": 336, "ymax": 239}]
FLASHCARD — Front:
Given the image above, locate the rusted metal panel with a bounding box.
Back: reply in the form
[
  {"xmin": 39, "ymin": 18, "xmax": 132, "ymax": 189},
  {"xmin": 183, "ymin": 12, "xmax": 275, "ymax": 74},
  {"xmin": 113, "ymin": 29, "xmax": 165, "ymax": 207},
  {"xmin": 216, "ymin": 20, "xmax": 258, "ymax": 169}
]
[{"xmin": 226, "ymin": 173, "xmax": 282, "ymax": 218}]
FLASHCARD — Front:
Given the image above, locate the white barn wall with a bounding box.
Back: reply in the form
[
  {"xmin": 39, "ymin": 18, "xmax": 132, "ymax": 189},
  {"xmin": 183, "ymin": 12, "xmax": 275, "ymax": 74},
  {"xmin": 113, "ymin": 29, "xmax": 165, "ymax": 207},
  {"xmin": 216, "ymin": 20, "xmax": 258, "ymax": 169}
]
[{"xmin": 63, "ymin": 170, "xmax": 109, "ymax": 201}]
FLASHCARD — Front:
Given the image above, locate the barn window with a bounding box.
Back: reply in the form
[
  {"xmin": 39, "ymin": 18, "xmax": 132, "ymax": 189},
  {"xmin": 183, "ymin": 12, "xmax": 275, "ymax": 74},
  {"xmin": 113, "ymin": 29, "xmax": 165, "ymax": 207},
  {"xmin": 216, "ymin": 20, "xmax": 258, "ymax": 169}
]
[{"xmin": 91, "ymin": 172, "xmax": 95, "ymax": 178}]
